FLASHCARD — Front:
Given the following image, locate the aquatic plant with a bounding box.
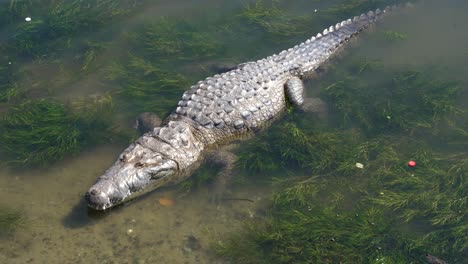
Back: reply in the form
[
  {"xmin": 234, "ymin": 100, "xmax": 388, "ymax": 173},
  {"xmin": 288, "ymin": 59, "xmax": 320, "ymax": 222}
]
[
  {"xmin": 0, "ymin": 96, "xmax": 119, "ymax": 167},
  {"xmin": 322, "ymin": 0, "xmax": 406, "ymax": 17},
  {"xmin": 218, "ymin": 132, "xmax": 467, "ymax": 263},
  {"xmin": 382, "ymin": 30, "xmax": 408, "ymax": 41},
  {"xmin": 235, "ymin": 0, "xmax": 311, "ymax": 38},
  {"xmin": 106, "ymin": 55, "xmax": 190, "ymax": 116},
  {"xmin": 179, "ymin": 163, "xmax": 220, "ymax": 193},
  {"xmin": 236, "ymin": 120, "xmax": 362, "ymax": 176},
  {"xmin": 217, "ymin": 192, "xmax": 416, "ymax": 263},
  {"xmin": 2, "ymin": 0, "xmax": 135, "ymax": 58},
  {"xmin": 130, "ymin": 18, "xmax": 223, "ymax": 63},
  {"xmin": 371, "ymin": 150, "xmax": 467, "ymax": 257},
  {"xmin": 79, "ymin": 41, "xmax": 107, "ymax": 73},
  {"xmin": 0, "ymin": 100, "xmax": 81, "ymax": 166},
  {"xmin": 69, "ymin": 93, "xmax": 124, "ymax": 145},
  {"xmin": 219, "ymin": 48, "xmax": 465, "ymax": 262},
  {"xmin": 321, "ymin": 61, "xmax": 460, "ymax": 135},
  {"xmin": 0, "ymin": 61, "xmax": 19, "ymax": 102},
  {"xmin": 0, "ymin": 206, "xmax": 24, "ymax": 236}
]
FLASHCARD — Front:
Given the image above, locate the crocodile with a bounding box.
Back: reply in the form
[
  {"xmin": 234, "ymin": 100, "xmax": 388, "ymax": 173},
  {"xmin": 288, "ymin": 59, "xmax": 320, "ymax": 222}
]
[{"xmin": 86, "ymin": 5, "xmax": 401, "ymax": 210}]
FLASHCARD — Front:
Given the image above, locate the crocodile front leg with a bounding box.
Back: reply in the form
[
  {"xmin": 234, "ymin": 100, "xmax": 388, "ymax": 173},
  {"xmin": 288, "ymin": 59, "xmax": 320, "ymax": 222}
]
[
  {"xmin": 206, "ymin": 150, "xmax": 237, "ymax": 202},
  {"xmin": 134, "ymin": 112, "xmax": 162, "ymax": 134}
]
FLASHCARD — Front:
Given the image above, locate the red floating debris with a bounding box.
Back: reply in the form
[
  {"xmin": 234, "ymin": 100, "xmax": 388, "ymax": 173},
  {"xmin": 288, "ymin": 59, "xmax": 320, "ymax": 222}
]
[{"xmin": 408, "ymin": 160, "xmax": 416, "ymax": 167}]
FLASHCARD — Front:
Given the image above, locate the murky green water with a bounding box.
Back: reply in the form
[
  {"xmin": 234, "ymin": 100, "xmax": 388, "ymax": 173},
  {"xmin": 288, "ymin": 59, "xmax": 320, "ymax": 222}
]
[{"xmin": 0, "ymin": 0, "xmax": 466, "ymax": 263}]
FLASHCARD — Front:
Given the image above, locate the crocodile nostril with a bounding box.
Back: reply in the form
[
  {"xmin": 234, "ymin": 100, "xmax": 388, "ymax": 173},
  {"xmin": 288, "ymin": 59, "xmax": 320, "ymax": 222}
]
[{"xmin": 90, "ymin": 189, "xmax": 98, "ymax": 195}]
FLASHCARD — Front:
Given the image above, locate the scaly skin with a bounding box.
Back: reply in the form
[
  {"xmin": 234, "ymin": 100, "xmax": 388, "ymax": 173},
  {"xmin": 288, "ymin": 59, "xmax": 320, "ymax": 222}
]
[{"xmin": 86, "ymin": 6, "xmax": 398, "ymax": 210}]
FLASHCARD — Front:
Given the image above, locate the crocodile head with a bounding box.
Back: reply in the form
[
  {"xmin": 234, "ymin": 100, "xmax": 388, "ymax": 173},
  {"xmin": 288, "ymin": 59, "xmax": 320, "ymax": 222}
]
[{"xmin": 85, "ymin": 143, "xmax": 178, "ymax": 210}]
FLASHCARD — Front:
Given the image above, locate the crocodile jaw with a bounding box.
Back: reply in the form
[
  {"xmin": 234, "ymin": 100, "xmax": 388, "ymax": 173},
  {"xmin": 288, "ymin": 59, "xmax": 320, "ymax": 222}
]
[{"xmin": 85, "ymin": 143, "xmax": 177, "ymax": 210}]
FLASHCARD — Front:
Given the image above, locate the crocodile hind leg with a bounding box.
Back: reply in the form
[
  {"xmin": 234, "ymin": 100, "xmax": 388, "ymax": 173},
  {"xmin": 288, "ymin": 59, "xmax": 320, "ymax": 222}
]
[
  {"xmin": 285, "ymin": 76, "xmax": 305, "ymax": 106},
  {"xmin": 134, "ymin": 112, "xmax": 162, "ymax": 134},
  {"xmin": 205, "ymin": 150, "xmax": 237, "ymax": 202},
  {"xmin": 285, "ymin": 77, "xmax": 328, "ymax": 118}
]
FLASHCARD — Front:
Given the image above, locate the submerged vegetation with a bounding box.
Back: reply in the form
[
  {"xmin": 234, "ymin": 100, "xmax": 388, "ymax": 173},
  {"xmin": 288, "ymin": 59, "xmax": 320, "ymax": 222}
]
[
  {"xmin": 0, "ymin": 59, "xmax": 21, "ymax": 102},
  {"xmin": 218, "ymin": 56, "xmax": 466, "ymax": 263},
  {"xmin": 235, "ymin": 0, "xmax": 312, "ymax": 38},
  {"xmin": 0, "ymin": 96, "xmax": 118, "ymax": 167},
  {"xmin": 1, "ymin": 0, "xmax": 137, "ymax": 58},
  {"xmin": 0, "ymin": 0, "xmax": 465, "ymax": 262},
  {"xmin": 219, "ymin": 10, "xmax": 465, "ymax": 259},
  {"xmin": 130, "ymin": 18, "xmax": 223, "ymax": 63},
  {"xmin": 0, "ymin": 206, "xmax": 24, "ymax": 236},
  {"xmin": 321, "ymin": 60, "xmax": 460, "ymax": 135},
  {"xmin": 106, "ymin": 55, "xmax": 190, "ymax": 116}
]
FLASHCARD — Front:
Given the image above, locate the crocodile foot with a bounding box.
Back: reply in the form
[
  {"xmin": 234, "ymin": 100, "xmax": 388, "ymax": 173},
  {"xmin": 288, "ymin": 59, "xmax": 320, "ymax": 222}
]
[
  {"xmin": 134, "ymin": 112, "xmax": 162, "ymax": 134},
  {"xmin": 205, "ymin": 150, "xmax": 237, "ymax": 203},
  {"xmin": 301, "ymin": 97, "xmax": 328, "ymax": 119}
]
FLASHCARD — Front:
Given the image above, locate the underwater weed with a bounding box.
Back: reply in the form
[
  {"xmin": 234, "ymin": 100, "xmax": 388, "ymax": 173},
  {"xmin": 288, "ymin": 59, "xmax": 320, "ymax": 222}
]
[
  {"xmin": 236, "ymin": 140, "xmax": 280, "ymax": 173},
  {"xmin": 217, "ymin": 201, "xmax": 414, "ymax": 263},
  {"xmin": 0, "ymin": 59, "xmax": 24, "ymax": 102},
  {"xmin": 236, "ymin": 121, "xmax": 358, "ymax": 175},
  {"xmin": 0, "ymin": 99, "xmax": 81, "ymax": 166},
  {"xmin": 382, "ymin": 30, "xmax": 408, "ymax": 41},
  {"xmin": 79, "ymin": 41, "xmax": 107, "ymax": 73},
  {"xmin": 0, "ymin": 96, "xmax": 120, "ymax": 167},
  {"xmin": 70, "ymin": 93, "xmax": 123, "ymax": 145},
  {"xmin": 3, "ymin": 0, "xmax": 134, "ymax": 57},
  {"xmin": 322, "ymin": 0, "xmax": 407, "ymax": 17},
  {"xmin": 235, "ymin": 0, "xmax": 312, "ymax": 39},
  {"xmin": 321, "ymin": 62, "xmax": 460, "ymax": 135},
  {"xmin": 107, "ymin": 55, "xmax": 190, "ymax": 116},
  {"xmin": 179, "ymin": 163, "xmax": 221, "ymax": 193},
  {"xmin": 131, "ymin": 18, "xmax": 223, "ymax": 63},
  {"xmin": 370, "ymin": 150, "xmax": 467, "ymax": 257},
  {"xmin": 0, "ymin": 206, "xmax": 24, "ymax": 235}
]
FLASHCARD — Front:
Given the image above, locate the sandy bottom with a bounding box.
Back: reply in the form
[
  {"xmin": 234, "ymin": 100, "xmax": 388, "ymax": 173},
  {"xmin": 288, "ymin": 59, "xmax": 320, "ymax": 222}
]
[{"xmin": 0, "ymin": 145, "xmax": 267, "ymax": 264}]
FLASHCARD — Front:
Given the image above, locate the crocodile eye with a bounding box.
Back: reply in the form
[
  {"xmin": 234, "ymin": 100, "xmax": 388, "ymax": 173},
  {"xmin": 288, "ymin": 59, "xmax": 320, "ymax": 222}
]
[
  {"xmin": 120, "ymin": 154, "xmax": 128, "ymax": 162},
  {"xmin": 135, "ymin": 162, "xmax": 144, "ymax": 168}
]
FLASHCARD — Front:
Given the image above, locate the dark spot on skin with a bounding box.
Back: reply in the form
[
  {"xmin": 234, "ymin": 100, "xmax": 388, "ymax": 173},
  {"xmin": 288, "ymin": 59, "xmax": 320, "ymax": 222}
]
[{"xmin": 135, "ymin": 162, "xmax": 144, "ymax": 168}]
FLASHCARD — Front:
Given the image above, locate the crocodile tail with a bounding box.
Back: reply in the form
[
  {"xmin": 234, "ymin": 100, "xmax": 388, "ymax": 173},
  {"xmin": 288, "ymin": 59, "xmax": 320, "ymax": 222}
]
[{"xmin": 274, "ymin": 5, "xmax": 401, "ymax": 74}]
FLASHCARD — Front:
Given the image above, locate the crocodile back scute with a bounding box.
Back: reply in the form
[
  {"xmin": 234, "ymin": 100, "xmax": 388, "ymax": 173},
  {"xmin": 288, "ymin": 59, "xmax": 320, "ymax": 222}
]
[{"xmin": 173, "ymin": 58, "xmax": 292, "ymax": 134}]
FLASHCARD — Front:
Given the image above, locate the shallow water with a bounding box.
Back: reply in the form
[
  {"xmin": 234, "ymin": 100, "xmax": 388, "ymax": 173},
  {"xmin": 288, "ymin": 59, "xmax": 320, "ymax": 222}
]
[{"xmin": 0, "ymin": 0, "xmax": 467, "ymax": 263}]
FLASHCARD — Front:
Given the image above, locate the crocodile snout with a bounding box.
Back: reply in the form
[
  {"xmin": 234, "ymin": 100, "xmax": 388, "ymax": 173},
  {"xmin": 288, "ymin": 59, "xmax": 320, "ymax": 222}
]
[{"xmin": 85, "ymin": 188, "xmax": 111, "ymax": 210}]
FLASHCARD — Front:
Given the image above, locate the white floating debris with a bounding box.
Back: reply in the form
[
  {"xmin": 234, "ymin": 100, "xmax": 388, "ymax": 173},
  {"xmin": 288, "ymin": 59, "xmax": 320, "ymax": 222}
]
[
  {"xmin": 126, "ymin": 228, "xmax": 133, "ymax": 235},
  {"xmin": 25, "ymin": 17, "xmax": 32, "ymax": 22},
  {"xmin": 314, "ymin": 9, "xmax": 318, "ymax": 13},
  {"xmin": 355, "ymin": 162, "xmax": 364, "ymax": 169},
  {"xmin": 379, "ymin": 192, "xmax": 385, "ymax": 195},
  {"xmin": 386, "ymin": 115, "xmax": 391, "ymax": 119},
  {"xmin": 8, "ymin": 62, "xmax": 12, "ymax": 65}
]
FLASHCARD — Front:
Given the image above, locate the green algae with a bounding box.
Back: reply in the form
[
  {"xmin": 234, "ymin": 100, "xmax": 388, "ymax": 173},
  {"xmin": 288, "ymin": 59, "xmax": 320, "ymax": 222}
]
[
  {"xmin": 220, "ymin": 54, "xmax": 466, "ymax": 263},
  {"xmin": 129, "ymin": 18, "xmax": 224, "ymax": 63},
  {"xmin": 320, "ymin": 60, "xmax": 460, "ymax": 135},
  {"xmin": 1, "ymin": 0, "xmax": 135, "ymax": 58},
  {"xmin": 0, "ymin": 206, "xmax": 24, "ymax": 236},
  {"xmin": 236, "ymin": 0, "xmax": 312, "ymax": 38},
  {"xmin": 0, "ymin": 96, "xmax": 119, "ymax": 167},
  {"xmin": 0, "ymin": 1, "xmax": 465, "ymax": 262},
  {"xmin": 0, "ymin": 59, "xmax": 22, "ymax": 102},
  {"xmin": 0, "ymin": 100, "xmax": 81, "ymax": 166},
  {"xmin": 219, "ymin": 130, "xmax": 467, "ymax": 263},
  {"xmin": 382, "ymin": 30, "xmax": 408, "ymax": 41},
  {"xmin": 106, "ymin": 55, "xmax": 191, "ymax": 116}
]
